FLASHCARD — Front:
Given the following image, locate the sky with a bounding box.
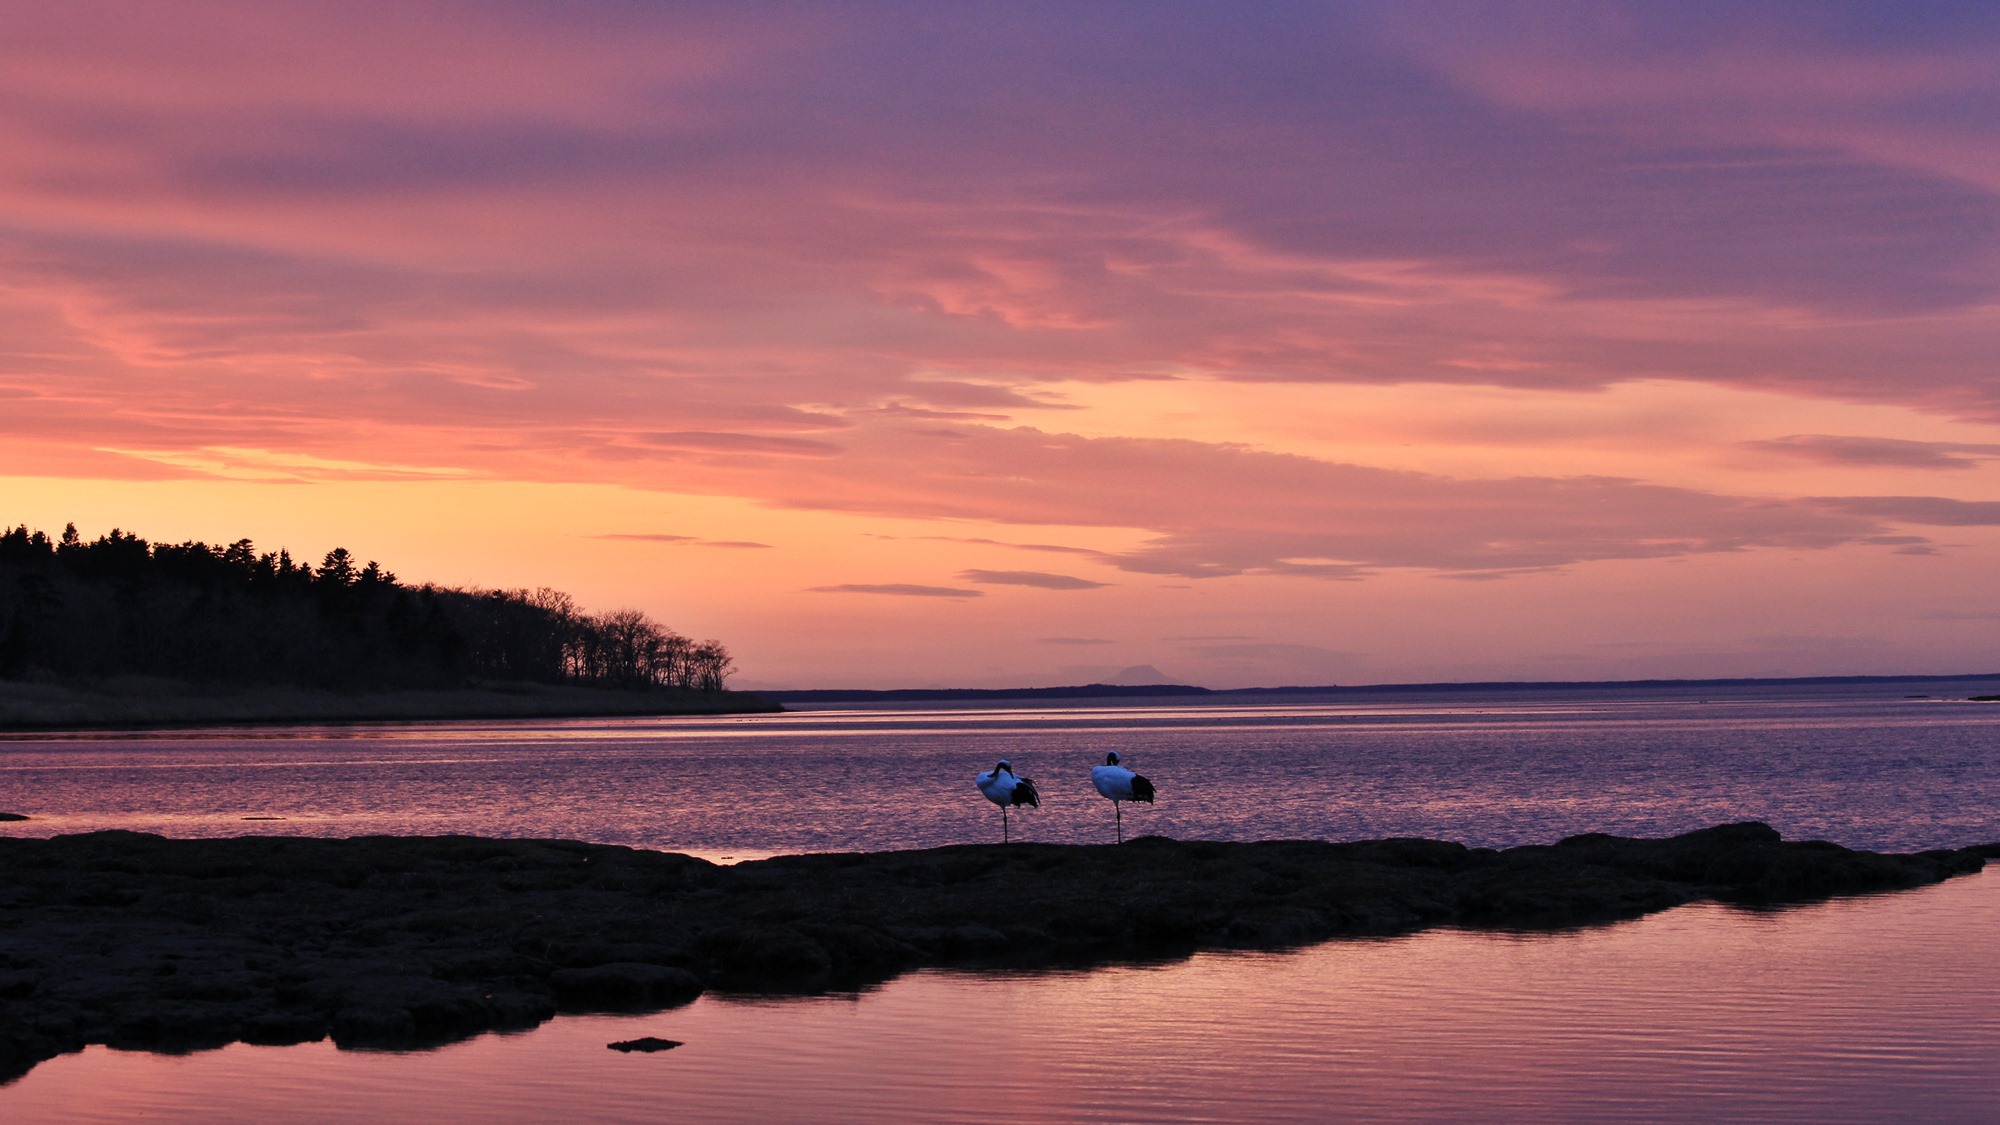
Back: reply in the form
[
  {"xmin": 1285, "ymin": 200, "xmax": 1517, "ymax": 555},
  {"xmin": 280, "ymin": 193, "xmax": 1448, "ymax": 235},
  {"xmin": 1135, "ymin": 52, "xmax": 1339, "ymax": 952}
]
[{"xmin": 4, "ymin": 1, "xmax": 1999, "ymax": 689}]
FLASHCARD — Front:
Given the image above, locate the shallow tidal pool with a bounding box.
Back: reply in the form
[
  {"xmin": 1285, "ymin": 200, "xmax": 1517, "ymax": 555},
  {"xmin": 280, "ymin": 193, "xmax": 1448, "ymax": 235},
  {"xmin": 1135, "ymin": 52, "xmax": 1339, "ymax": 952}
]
[{"xmin": 6, "ymin": 868, "xmax": 1999, "ymax": 1123}]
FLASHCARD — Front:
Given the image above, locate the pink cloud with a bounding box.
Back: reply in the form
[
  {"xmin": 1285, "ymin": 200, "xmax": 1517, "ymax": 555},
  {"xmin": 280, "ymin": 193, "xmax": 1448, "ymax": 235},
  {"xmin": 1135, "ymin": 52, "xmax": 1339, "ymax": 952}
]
[
  {"xmin": 593, "ymin": 534, "xmax": 773, "ymax": 549},
  {"xmin": 1810, "ymin": 496, "xmax": 2000, "ymax": 527},
  {"xmin": 958, "ymin": 569, "xmax": 1109, "ymax": 590},
  {"xmin": 0, "ymin": 1, "xmax": 1995, "ymax": 663},
  {"xmin": 808, "ymin": 583, "xmax": 981, "ymax": 598},
  {"xmin": 0, "ymin": 2, "xmax": 1995, "ymax": 432},
  {"xmin": 778, "ymin": 424, "xmax": 1904, "ymax": 575},
  {"xmin": 1745, "ymin": 435, "xmax": 2000, "ymax": 470}
]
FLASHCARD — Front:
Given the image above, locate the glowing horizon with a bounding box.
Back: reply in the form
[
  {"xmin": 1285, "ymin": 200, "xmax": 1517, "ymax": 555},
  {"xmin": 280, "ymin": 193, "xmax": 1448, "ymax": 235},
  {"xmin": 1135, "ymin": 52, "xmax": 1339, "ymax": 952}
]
[{"xmin": 5, "ymin": 2, "xmax": 1999, "ymax": 689}]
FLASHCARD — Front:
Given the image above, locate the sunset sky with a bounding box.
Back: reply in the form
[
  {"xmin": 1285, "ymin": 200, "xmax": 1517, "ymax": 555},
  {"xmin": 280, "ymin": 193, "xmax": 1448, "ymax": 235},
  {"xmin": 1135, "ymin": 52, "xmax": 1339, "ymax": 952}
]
[{"xmin": 5, "ymin": 1, "xmax": 1999, "ymax": 689}]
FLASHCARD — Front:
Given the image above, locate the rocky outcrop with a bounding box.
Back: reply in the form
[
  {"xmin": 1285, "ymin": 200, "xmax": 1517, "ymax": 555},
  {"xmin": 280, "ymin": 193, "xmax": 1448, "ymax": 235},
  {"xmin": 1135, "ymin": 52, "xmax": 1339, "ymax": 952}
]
[
  {"xmin": 607, "ymin": 1036, "xmax": 683, "ymax": 1052},
  {"xmin": 0, "ymin": 824, "xmax": 1987, "ymax": 1082}
]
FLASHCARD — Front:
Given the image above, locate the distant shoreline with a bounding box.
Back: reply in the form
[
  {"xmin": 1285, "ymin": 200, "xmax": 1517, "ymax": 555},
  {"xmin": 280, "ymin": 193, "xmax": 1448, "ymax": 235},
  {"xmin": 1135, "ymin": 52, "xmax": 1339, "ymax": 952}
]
[
  {"xmin": 8, "ymin": 670, "xmax": 1995, "ymax": 731},
  {"xmin": 0, "ymin": 679, "xmax": 781, "ymax": 732},
  {"xmin": 763, "ymin": 670, "xmax": 2000, "ymax": 704}
]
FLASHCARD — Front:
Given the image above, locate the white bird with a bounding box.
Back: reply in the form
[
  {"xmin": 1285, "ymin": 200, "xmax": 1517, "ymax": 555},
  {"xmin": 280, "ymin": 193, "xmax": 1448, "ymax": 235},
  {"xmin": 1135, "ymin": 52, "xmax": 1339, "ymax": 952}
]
[
  {"xmin": 1090, "ymin": 751, "xmax": 1155, "ymax": 842},
  {"xmin": 975, "ymin": 759, "xmax": 1040, "ymax": 842}
]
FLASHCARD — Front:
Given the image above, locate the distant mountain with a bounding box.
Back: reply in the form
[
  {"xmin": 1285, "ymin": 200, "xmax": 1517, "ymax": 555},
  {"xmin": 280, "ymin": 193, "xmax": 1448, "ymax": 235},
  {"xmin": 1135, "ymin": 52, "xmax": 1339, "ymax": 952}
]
[{"xmin": 1105, "ymin": 663, "xmax": 1173, "ymax": 685}]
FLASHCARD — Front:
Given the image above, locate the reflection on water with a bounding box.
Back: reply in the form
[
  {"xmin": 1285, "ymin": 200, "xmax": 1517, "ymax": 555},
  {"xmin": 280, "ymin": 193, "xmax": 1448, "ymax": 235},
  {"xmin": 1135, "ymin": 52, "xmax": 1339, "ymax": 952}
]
[
  {"xmin": 2, "ymin": 686, "xmax": 1998, "ymax": 1119},
  {"xmin": 6, "ymin": 870, "xmax": 1998, "ymax": 1122},
  {"xmin": 2, "ymin": 683, "xmax": 1997, "ymax": 858}
]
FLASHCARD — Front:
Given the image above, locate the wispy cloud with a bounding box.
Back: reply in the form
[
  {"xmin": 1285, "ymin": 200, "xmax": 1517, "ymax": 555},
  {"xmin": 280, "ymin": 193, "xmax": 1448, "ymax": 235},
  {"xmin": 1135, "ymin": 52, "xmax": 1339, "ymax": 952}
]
[
  {"xmin": 873, "ymin": 534, "xmax": 1106, "ymax": 557},
  {"xmin": 594, "ymin": 533, "xmax": 774, "ymax": 549},
  {"xmin": 959, "ymin": 569, "xmax": 1109, "ymax": 590},
  {"xmin": 807, "ymin": 583, "xmax": 982, "ymax": 598},
  {"xmin": 595, "ymin": 533, "xmax": 696, "ymax": 543},
  {"xmin": 730, "ymin": 424, "xmax": 1898, "ymax": 578},
  {"xmin": 1811, "ymin": 496, "xmax": 2000, "ymax": 526},
  {"xmin": 1745, "ymin": 435, "xmax": 2000, "ymax": 470},
  {"xmin": 6, "ymin": 4, "xmax": 2000, "ymax": 686},
  {"xmin": 637, "ymin": 433, "xmax": 843, "ymax": 458}
]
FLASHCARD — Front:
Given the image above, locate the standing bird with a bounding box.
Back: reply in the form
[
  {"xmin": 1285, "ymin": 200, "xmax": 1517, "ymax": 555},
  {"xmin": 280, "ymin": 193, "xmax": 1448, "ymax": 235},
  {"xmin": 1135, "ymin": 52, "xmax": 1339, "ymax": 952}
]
[
  {"xmin": 975, "ymin": 759, "xmax": 1040, "ymax": 843},
  {"xmin": 1091, "ymin": 751, "xmax": 1155, "ymax": 842}
]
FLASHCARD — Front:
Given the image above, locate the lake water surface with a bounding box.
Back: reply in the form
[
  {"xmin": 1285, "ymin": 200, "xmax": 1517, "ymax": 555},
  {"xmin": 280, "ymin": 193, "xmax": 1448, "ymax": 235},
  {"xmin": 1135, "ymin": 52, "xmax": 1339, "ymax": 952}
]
[{"xmin": 3, "ymin": 681, "xmax": 1999, "ymax": 1120}]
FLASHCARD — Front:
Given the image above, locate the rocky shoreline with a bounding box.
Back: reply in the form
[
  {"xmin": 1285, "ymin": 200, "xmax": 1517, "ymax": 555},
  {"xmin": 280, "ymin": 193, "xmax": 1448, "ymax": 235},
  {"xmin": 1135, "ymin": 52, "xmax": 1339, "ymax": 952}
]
[{"xmin": 2, "ymin": 824, "xmax": 1992, "ymax": 1082}]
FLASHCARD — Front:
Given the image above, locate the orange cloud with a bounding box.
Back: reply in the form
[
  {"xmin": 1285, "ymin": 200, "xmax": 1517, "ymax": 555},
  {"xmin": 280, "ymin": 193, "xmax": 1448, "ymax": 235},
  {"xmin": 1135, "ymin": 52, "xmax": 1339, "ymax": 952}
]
[{"xmin": 5, "ymin": 2, "xmax": 1999, "ymax": 684}]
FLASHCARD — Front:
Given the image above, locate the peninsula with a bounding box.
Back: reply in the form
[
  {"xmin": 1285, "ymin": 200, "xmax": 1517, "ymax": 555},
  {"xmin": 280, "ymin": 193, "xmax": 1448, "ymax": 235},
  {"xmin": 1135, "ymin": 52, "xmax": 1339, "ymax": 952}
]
[
  {"xmin": 0, "ymin": 523, "xmax": 774, "ymax": 728},
  {"xmin": 0, "ymin": 823, "xmax": 1990, "ymax": 1082},
  {"xmin": 0, "ymin": 678, "xmax": 778, "ymax": 730}
]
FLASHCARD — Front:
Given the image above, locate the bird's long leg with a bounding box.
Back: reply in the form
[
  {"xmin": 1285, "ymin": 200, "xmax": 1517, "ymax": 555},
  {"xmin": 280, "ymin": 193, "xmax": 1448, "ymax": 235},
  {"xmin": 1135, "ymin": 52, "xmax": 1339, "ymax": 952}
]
[
  {"xmin": 1003, "ymin": 805, "xmax": 1010, "ymax": 844},
  {"xmin": 1115, "ymin": 801, "xmax": 1123, "ymax": 844}
]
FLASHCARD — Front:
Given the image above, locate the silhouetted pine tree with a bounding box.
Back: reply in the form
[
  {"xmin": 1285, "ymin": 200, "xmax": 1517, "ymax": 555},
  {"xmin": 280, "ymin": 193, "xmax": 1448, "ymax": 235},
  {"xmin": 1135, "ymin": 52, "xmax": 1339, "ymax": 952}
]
[{"xmin": 0, "ymin": 523, "xmax": 734, "ymax": 694}]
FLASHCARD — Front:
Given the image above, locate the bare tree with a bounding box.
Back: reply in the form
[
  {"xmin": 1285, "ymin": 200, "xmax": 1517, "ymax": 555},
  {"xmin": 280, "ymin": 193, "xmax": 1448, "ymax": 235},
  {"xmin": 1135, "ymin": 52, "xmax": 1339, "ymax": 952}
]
[{"xmin": 690, "ymin": 640, "xmax": 735, "ymax": 692}]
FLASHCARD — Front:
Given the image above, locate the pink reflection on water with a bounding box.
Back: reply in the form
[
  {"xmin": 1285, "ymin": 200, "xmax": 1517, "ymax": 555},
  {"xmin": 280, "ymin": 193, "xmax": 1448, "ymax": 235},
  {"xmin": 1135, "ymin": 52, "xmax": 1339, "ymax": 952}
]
[
  {"xmin": 5, "ymin": 692, "xmax": 1999, "ymax": 855},
  {"xmin": 6, "ymin": 872, "xmax": 1999, "ymax": 1123}
]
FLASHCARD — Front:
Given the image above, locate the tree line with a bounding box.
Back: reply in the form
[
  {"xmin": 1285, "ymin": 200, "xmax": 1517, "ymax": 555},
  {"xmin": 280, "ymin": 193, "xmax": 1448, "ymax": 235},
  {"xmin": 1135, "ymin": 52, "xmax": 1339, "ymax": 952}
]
[{"xmin": 0, "ymin": 523, "xmax": 734, "ymax": 693}]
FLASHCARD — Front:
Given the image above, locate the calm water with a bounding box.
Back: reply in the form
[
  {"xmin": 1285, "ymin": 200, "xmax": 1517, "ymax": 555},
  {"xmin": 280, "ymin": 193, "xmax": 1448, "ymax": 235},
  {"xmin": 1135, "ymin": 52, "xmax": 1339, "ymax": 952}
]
[
  {"xmin": 2, "ymin": 682, "xmax": 1996, "ymax": 857},
  {"xmin": 3, "ymin": 681, "xmax": 1999, "ymax": 1121},
  {"xmin": 5, "ymin": 870, "xmax": 2000, "ymax": 1122}
]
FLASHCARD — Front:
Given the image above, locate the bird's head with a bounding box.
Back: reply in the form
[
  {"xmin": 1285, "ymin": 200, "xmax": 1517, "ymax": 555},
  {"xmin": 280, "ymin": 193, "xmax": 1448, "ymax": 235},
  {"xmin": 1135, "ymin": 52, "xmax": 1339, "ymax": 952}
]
[
  {"xmin": 1104, "ymin": 751, "xmax": 1121, "ymax": 766},
  {"xmin": 995, "ymin": 759, "xmax": 1013, "ymax": 774}
]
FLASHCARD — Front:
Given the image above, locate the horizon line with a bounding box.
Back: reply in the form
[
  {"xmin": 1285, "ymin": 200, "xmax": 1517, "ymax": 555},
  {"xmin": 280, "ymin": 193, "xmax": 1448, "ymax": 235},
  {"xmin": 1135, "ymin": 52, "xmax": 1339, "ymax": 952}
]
[{"xmin": 755, "ymin": 671, "xmax": 2000, "ymax": 698}]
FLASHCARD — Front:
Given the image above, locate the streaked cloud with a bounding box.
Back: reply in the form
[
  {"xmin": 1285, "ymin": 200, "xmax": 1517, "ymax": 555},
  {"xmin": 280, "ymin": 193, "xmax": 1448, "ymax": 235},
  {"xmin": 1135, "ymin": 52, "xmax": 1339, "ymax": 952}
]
[
  {"xmin": 716, "ymin": 423, "xmax": 1902, "ymax": 577},
  {"xmin": 4, "ymin": 2, "xmax": 1999, "ymax": 686},
  {"xmin": 1811, "ymin": 496, "xmax": 2000, "ymax": 526},
  {"xmin": 637, "ymin": 433, "xmax": 843, "ymax": 458},
  {"xmin": 807, "ymin": 583, "xmax": 982, "ymax": 598},
  {"xmin": 959, "ymin": 569, "xmax": 1109, "ymax": 590},
  {"xmin": 897, "ymin": 536, "xmax": 1105, "ymax": 557},
  {"xmin": 594, "ymin": 533, "xmax": 774, "ymax": 549},
  {"xmin": 1745, "ymin": 435, "xmax": 2000, "ymax": 470}
]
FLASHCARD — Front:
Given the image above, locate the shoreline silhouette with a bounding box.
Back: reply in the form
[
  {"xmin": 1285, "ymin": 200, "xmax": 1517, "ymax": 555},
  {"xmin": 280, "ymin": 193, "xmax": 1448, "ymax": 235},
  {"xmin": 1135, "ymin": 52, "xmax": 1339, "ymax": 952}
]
[{"xmin": 1, "ymin": 823, "xmax": 1990, "ymax": 1084}]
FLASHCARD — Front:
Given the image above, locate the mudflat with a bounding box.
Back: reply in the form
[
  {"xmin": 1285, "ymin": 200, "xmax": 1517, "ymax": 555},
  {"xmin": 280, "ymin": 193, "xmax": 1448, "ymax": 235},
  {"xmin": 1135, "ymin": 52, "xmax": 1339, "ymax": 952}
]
[{"xmin": 0, "ymin": 824, "xmax": 1990, "ymax": 1082}]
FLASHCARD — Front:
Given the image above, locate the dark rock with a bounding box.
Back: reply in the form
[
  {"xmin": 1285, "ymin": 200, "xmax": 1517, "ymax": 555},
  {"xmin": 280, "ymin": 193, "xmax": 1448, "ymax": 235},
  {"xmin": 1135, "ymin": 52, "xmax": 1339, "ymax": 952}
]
[
  {"xmin": 607, "ymin": 1036, "xmax": 683, "ymax": 1053},
  {"xmin": 0, "ymin": 812, "xmax": 28, "ymax": 822},
  {"xmin": 695, "ymin": 926, "xmax": 835, "ymax": 989},
  {"xmin": 549, "ymin": 964, "xmax": 702, "ymax": 1011},
  {"xmin": 239, "ymin": 1011, "xmax": 326, "ymax": 1046},
  {"xmin": 330, "ymin": 1005, "xmax": 416, "ymax": 1047},
  {"xmin": 486, "ymin": 990, "xmax": 558, "ymax": 1030},
  {"xmin": 0, "ymin": 825, "xmax": 1987, "ymax": 1085}
]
